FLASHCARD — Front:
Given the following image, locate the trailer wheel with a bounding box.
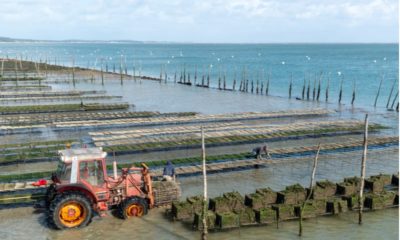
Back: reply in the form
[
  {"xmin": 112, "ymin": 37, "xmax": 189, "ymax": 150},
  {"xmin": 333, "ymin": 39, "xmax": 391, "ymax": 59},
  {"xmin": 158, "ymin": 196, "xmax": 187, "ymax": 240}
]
[
  {"xmin": 119, "ymin": 197, "xmax": 148, "ymax": 219},
  {"xmin": 48, "ymin": 191, "xmax": 92, "ymax": 229}
]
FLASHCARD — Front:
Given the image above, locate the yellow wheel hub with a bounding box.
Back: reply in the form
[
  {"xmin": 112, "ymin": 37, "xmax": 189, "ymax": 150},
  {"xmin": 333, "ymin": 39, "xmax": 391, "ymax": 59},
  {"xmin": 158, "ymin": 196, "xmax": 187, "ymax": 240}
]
[
  {"xmin": 126, "ymin": 204, "xmax": 144, "ymax": 217},
  {"xmin": 59, "ymin": 202, "xmax": 86, "ymax": 227}
]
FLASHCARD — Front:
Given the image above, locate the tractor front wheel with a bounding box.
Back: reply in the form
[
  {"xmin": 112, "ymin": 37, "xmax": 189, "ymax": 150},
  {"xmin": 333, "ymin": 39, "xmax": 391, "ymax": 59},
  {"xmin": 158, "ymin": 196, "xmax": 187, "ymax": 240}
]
[
  {"xmin": 119, "ymin": 197, "xmax": 148, "ymax": 219},
  {"xmin": 48, "ymin": 192, "xmax": 92, "ymax": 229}
]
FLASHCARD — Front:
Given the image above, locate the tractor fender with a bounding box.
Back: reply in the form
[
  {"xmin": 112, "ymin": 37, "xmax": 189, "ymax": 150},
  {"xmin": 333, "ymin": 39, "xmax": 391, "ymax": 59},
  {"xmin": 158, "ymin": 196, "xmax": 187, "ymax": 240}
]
[{"xmin": 55, "ymin": 184, "xmax": 97, "ymax": 204}]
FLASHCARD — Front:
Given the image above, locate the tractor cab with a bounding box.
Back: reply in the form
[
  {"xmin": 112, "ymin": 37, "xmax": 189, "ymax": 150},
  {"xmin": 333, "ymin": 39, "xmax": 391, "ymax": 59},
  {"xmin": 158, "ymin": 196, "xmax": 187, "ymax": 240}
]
[{"xmin": 54, "ymin": 147, "xmax": 107, "ymax": 187}]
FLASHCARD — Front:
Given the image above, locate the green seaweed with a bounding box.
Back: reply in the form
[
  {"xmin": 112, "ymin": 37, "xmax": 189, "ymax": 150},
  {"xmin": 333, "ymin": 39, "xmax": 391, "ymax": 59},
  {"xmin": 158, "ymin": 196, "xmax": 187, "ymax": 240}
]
[
  {"xmin": 103, "ymin": 124, "xmax": 386, "ymax": 154},
  {"xmin": 364, "ymin": 191, "xmax": 396, "ymax": 210},
  {"xmin": 193, "ymin": 210, "xmax": 216, "ymax": 230},
  {"xmin": 0, "ymin": 103, "xmax": 129, "ymax": 114},
  {"xmin": 216, "ymin": 211, "xmax": 240, "ymax": 229},
  {"xmin": 254, "ymin": 207, "xmax": 277, "ymax": 224},
  {"xmin": 327, "ymin": 198, "xmax": 348, "ymax": 214}
]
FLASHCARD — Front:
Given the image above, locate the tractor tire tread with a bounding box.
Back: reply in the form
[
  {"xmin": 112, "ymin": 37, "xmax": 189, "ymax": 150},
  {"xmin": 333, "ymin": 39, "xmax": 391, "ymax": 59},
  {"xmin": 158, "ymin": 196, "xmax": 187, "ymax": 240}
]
[
  {"xmin": 47, "ymin": 191, "xmax": 93, "ymax": 230},
  {"xmin": 118, "ymin": 197, "xmax": 149, "ymax": 219}
]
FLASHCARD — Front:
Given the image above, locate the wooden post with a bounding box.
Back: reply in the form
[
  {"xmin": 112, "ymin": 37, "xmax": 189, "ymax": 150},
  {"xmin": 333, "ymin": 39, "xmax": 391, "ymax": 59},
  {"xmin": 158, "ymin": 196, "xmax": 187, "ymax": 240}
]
[
  {"xmin": 44, "ymin": 58, "xmax": 48, "ymax": 78},
  {"xmin": 183, "ymin": 64, "xmax": 186, "ymax": 83},
  {"xmin": 386, "ymin": 79, "xmax": 397, "ymax": 108},
  {"xmin": 101, "ymin": 59, "xmax": 104, "ymax": 85},
  {"xmin": 160, "ymin": 64, "xmax": 163, "ymax": 82},
  {"xmin": 194, "ymin": 65, "xmax": 197, "ymax": 85},
  {"xmin": 218, "ymin": 69, "xmax": 221, "ymax": 90},
  {"xmin": 223, "ymin": 72, "xmax": 226, "ymax": 90},
  {"xmin": 240, "ymin": 68, "xmax": 244, "ymax": 91},
  {"xmin": 299, "ymin": 143, "xmax": 321, "ymax": 236},
  {"xmin": 351, "ymin": 80, "xmax": 356, "ymax": 105},
  {"xmin": 289, "ymin": 73, "xmax": 293, "ymax": 99},
  {"xmin": 38, "ymin": 58, "xmax": 41, "ymax": 77},
  {"xmin": 390, "ymin": 91, "xmax": 398, "ymax": 109},
  {"xmin": 132, "ymin": 63, "xmax": 136, "ymax": 80},
  {"xmin": 139, "ymin": 67, "xmax": 142, "ymax": 84},
  {"xmin": 325, "ymin": 75, "xmax": 330, "ymax": 102},
  {"xmin": 339, "ymin": 76, "xmax": 343, "ymax": 104},
  {"xmin": 266, "ymin": 73, "xmax": 270, "ymax": 96},
  {"xmin": 251, "ymin": 80, "xmax": 254, "ymax": 93},
  {"xmin": 174, "ymin": 70, "xmax": 177, "ymax": 83},
  {"xmin": 207, "ymin": 71, "xmax": 210, "ymax": 87},
  {"xmin": 359, "ymin": 114, "xmax": 368, "ymax": 225},
  {"xmin": 260, "ymin": 70, "xmax": 264, "ymax": 94},
  {"xmin": 14, "ymin": 60, "xmax": 18, "ymax": 83},
  {"xmin": 256, "ymin": 71, "xmax": 259, "ymax": 94},
  {"xmin": 233, "ymin": 70, "xmax": 237, "ymax": 90},
  {"xmin": 0, "ymin": 59, "xmax": 4, "ymax": 81},
  {"xmin": 307, "ymin": 79, "xmax": 310, "ymax": 100},
  {"xmin": 124, "ymin": 58, "xmax": 128, "ymax": 75},
  {"xmin": 256, "ymin": 80, "xmax": 259, "ymax": 94},
  {"xmin": 244, "ymin": 67, "xmax": 248, "ymax": 92},
  {"xmin": 120, "ymin": 56, "xmax": 123, "ymax": 85},
  {"xmin": 72, "ymin": 57, "xmax": 75, "ymax": 87},
  {"xmin": 19, "ymin": 54, "xmax": 23, "ymax": 69},
  {"xmin": 201, "ymin": 126, "xmax": 208, "ymax": 240},
  {"xmin": 312, "ymin": 77, "xmax": 316, "ymax": 101},
  {"xmin": 302, "ymin": 74, "xmax": 306, "ymax": 100},
  {"xmin": 316, "ymin": 73, "xmax": 321, "ymax": 101},
  {"xmin": 374, "ymin": 75, "xmax": 384, "ymax": 107}
]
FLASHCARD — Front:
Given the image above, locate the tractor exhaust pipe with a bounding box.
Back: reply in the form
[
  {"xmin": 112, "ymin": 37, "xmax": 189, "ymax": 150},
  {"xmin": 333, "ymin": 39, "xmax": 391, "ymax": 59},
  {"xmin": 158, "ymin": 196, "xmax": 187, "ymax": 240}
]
[
  {"xmin": 113, "ymin": 151, "xmax": 118, "ymax": 179},
  {"xmin": 113, "ymin": 161, "xmax": 118, "ymax": 179}
]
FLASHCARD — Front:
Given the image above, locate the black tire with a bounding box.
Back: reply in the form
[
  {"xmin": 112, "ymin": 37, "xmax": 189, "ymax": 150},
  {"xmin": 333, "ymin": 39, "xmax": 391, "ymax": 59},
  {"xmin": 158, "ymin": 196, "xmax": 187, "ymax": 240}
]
[
  {"xmin": 118, "ymin": 197, "xmax": 148, "ymax": 219},
  {"xmin": 47, "ymin": 191, "xmax": 93, "ymax": 229},
  {"xmin": 44, "ymin": 184, "xmax": 56, "ymax": 208}
]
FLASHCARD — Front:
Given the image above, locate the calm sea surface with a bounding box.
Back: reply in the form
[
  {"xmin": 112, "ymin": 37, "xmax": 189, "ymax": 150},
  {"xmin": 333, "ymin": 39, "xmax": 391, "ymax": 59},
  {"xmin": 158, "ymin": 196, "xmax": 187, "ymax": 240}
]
[{"xmin": 0, "ymin": 43, "xmax": 398, "ymax": 109}]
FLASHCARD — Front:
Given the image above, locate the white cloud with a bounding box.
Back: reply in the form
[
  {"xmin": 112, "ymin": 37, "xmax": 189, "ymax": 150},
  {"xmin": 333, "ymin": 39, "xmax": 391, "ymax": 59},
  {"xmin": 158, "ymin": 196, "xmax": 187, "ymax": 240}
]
[{"xmin": 0, "ymin": 0, "xmax": 397, "ymax": 42}]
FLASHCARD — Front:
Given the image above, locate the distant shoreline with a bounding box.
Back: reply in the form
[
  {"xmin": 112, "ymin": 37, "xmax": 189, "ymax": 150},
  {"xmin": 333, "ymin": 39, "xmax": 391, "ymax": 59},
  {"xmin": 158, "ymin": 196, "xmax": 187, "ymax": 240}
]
[{"xmin": 0, "ymin": 37, "xmax": 397, "ymax": 45}]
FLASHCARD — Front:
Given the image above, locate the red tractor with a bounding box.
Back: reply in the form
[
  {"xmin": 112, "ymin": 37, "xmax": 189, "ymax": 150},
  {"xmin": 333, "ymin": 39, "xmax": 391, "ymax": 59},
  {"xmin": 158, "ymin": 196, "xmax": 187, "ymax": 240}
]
[{"xmin": 45, "ymin": 147, "xmax": 180, "ymax": 229}]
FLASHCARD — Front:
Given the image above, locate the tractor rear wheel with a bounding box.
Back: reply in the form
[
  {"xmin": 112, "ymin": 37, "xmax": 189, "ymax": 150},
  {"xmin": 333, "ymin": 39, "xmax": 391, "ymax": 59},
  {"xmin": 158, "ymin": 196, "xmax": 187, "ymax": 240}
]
[
  {"xmin": 119, "ymin": 197, "xmax": 148, "ymax": 219},
  {"xmin": 44, "ymin": 184, "xmax": 56, "ymax": 208},
  {"xmin": 48, "ymin": 191, "xmax": 92, "ymax": 229}
]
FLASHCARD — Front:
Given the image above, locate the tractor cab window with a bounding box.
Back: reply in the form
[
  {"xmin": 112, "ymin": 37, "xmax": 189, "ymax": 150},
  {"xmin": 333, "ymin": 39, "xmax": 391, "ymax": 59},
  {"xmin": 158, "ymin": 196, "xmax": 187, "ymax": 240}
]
[
  {"xmin": 79, "ymin": 160, "xmax": 104, "ymax": 186},
  {"xmin": 57, "ymin": 161, "xmax": 72, "ymax": 182}
]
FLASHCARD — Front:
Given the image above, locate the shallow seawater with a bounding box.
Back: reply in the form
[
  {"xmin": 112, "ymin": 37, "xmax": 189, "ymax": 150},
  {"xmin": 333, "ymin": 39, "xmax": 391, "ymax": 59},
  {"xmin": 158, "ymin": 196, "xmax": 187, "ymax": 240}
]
[
  {"xmin": 1, "ymin": 78, "xmax": 398, "ymax": 146},
  {"xmin": 0, "ymin": 141, "xmax": 398, "ymax": 239},
  {"xmin": 0, "ymin": 207, "xmax": 398, "ymax": 240},
  {"xmin": 0, "ymin": 44, "xmax": 398, "ymax": 239},
  {"xmin": 0, "ymin": 43, "xmax": 398, "ymax": 110}
]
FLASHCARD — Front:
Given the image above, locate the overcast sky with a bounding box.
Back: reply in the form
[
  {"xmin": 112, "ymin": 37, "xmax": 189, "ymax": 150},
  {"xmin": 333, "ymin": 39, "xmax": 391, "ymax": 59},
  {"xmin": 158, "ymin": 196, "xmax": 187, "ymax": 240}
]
[{"xmin": 0, "ymin": 0, "xmax": 398, "ymax": 43}]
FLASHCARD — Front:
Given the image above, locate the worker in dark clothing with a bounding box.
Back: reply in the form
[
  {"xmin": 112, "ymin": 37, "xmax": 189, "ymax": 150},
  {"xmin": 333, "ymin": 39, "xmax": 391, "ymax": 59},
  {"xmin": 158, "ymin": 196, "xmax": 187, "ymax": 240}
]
[
  {"xmin": 163, "ymin": 161, "xmax": 175, "ymax": 181},
  {"xmin": 252, "ymin": 144, "xmax": 272, "ymax": 160}
]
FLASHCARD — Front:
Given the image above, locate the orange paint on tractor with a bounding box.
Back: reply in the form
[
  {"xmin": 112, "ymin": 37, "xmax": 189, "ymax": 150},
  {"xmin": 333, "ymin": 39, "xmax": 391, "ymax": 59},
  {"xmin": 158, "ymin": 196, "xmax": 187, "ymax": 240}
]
[{"xmin": 44, "ymin": 147, "xmax": 177, "ymax": 229}]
